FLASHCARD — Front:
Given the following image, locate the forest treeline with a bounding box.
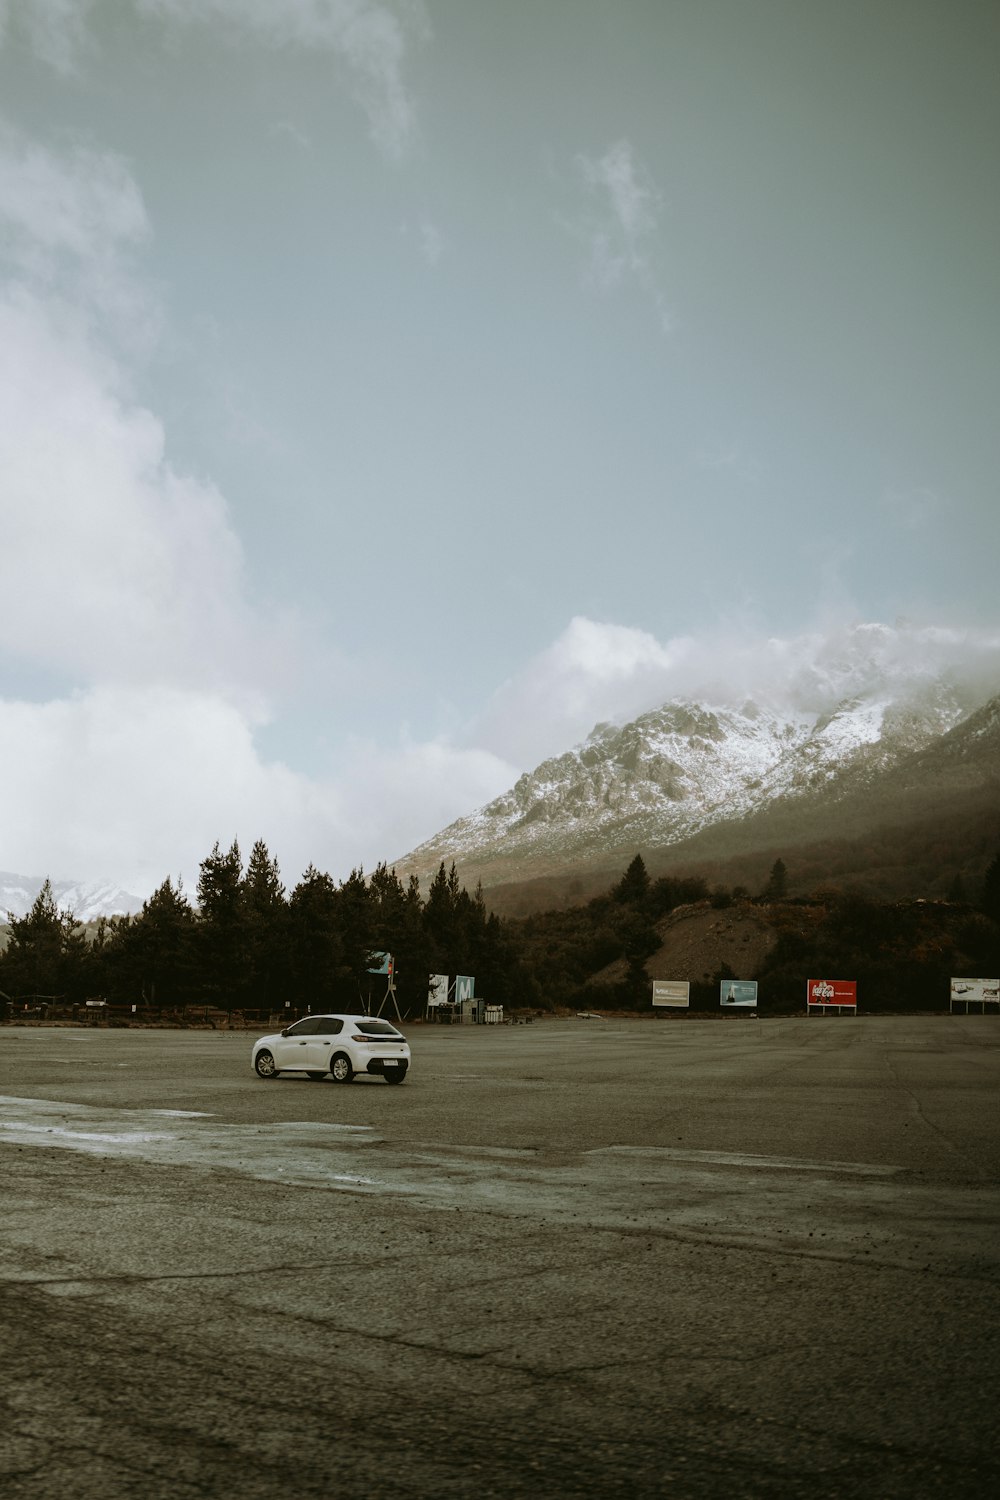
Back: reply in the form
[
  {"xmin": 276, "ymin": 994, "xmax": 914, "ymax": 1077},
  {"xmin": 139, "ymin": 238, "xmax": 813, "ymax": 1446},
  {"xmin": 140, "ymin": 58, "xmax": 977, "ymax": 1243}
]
[
  {"xmin": 0, "ymin": 841, "xmax": 538, "ymax": 1017},
  {"xmin": 508, "ymin": 853, "xmax": 1000, "ymax": 1013},
  {"xmin": 1, "ymin": 842, "xmax": 999, "ymax": 1017}
]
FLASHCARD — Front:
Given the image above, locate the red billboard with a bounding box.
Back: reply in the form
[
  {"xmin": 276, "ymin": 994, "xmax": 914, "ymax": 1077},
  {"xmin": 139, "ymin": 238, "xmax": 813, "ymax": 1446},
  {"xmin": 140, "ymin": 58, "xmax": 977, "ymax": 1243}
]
[{"xmin": 807, "ymin": 979, "xmax": 857, "ymax": 1008}]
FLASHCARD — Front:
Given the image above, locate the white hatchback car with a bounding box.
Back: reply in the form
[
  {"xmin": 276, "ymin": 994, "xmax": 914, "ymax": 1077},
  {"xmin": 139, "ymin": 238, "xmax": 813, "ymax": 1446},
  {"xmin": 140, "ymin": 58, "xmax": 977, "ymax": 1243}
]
[{"xmin": 252, "ymin": 1013, "xmax": 410, "ymax": 1084}]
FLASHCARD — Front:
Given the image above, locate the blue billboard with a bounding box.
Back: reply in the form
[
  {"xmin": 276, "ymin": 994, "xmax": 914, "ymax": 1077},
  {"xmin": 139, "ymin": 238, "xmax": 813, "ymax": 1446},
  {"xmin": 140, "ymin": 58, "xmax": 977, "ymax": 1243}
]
[{"xmin": 720, "ymin": 980, "xmax": 758, "ymax": 1008}]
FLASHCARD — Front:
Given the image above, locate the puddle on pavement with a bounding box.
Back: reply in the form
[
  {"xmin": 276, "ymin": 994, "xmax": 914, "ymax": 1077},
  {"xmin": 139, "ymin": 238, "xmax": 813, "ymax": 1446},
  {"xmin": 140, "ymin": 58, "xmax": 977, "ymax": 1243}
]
[{"xmin": 1, "ymin": 1093, "xmax": 997, "ymax": 1277}]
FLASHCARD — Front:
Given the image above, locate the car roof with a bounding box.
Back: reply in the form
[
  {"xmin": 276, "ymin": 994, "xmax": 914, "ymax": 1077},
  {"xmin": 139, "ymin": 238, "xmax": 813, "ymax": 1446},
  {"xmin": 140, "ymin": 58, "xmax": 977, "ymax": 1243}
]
[{"xmin": 296, "ymin": 1013, "xmax": 398, "ymax": 1023}]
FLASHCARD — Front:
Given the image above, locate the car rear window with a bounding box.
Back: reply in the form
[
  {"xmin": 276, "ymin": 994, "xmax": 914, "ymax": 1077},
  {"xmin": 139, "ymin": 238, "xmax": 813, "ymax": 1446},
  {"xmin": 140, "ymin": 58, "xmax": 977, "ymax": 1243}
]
[{"xmin": 355, "ymin": 1020, "xmax": 403, "ymax": 1037}]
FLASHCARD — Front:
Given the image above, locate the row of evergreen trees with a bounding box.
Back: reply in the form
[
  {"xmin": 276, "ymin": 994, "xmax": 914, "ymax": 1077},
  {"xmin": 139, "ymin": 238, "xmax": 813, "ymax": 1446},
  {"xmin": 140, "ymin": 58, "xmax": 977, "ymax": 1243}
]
[
  {"xmin": 2, "ymin": 844, "xmax": 999, "ymax": 1017},
  {"xmin": 0, "ymin": 841, "xmax": 537, "ymax": 1016}
]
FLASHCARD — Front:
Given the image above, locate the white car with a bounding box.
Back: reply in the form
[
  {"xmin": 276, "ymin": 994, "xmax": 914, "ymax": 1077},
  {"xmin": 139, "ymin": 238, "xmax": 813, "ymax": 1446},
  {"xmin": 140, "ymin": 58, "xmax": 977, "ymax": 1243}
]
[{"xmin": 252, "ymin": 1014, "xmax": 410, "ymax": 1085}]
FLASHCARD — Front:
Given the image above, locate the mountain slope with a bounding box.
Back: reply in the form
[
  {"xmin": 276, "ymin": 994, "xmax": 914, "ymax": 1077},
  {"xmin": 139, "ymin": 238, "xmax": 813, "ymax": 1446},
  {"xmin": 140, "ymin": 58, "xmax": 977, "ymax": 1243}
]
[{"xmin": 400, "ymin": 678, "xmax": 983, "ymax": 891}]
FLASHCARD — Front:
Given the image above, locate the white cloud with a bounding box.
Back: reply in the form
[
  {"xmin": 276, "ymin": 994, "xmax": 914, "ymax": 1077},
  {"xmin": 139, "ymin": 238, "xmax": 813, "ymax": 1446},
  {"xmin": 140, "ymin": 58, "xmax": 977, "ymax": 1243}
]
[
  {"xmin": 577, "ymin": 139, "xmax": 658, "ymax": 283},
  {"xmin": 475, "ymin": 618, "xmax": 691, "ymax": 764},
  {"xmin": 0, "ymin": 687, "xmax": 515, "ymax": 894},
  {"xmin": 0, "ymin": 0, "xmax": 96, "ymax": 73},
  {"xmin": 335, "ymin": 735, "xmax": 516, "ymax": 867},
  {"xmin": 2, "ymin": 1, "xmax": 426, "ymax": 158},
  {"xmin": 0, "ymin": 110, "xmax": 506, "ymax": 896},
  {"xmin": 0, "ymin": 121, "xmax": 146, "ymax": 259},
  {"xmin": 0, "ymin": 120, "xmax": 155, "ymax": 346},
  {"xmin": 0, "ymin": 124, "xmax": 295, "ymax": 713},
  {"xmin": 572, "ymin": 139, "xmax": 671, "ymax": 330},
  {"xmin": 136, "ymin": 0, "xmax": 428, "ymax": 159},
  {"xmin": 0, "ymin": 287, "xmax": 281, "ymax": 711},
  {"xmin": 473, "ymin": 616, "xmax": 1000, "ymax": 767}
]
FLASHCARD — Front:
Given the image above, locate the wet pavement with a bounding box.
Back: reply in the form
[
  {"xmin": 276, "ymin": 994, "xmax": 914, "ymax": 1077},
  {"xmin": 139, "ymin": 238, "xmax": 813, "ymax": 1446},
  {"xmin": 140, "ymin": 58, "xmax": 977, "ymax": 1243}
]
[{"xmin": 1, "ymin": 1016, "xmax": 999, "ymax": 1498}]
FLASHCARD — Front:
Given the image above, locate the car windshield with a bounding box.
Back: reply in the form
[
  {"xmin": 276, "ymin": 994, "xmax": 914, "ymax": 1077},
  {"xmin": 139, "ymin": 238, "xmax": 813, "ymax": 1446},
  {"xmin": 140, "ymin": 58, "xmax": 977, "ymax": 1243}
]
[{"xmin": 355, "ymin": 1020, "xmax": 403, "ymax": 1037}]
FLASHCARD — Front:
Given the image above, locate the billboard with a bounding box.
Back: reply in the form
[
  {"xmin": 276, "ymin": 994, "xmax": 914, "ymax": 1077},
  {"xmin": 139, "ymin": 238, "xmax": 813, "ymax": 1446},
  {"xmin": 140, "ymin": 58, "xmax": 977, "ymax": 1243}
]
[
  {"xmin": 368, "ymin": 951, "xmax": 392, "ymax": 976},
  {"xmin": 807, "ymin": 979, "xmax": 857, "ymax": 1008},
  {"xmin": 652, "ymin": 980, "xmax": 690, "ymax": 1008},
  {"xmin": 720, "ymin": 980, "xmax": 758, "ymax": 1008},
  {"xmin": 454, "ymin": 974, "xmax": 475, "ymax": 1002},
  {"xmin": 950, "ymin": 978, "xmax": 1000, "ymax": 1004},
  {"xmin": 427, "ymin": 974, "xmax": 448, "ymax": 1007}
]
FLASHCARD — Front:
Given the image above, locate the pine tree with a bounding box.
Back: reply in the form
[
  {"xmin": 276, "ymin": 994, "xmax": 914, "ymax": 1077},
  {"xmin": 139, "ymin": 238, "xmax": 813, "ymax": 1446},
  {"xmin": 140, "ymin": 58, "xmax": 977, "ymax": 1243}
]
[
  {"xmin": 242, "ymin": 840, "xmax": 288, "ymax": 1010},
  {"xmin": 338, "ymin": 868, "xmax": 377, "ymax": 990},
  {"xmin": 764, "ymin": 859, "xmax": 788, "ymax": 901},
  {"xmin": 128, "ymin": 878, "xmax": 197, "ymax": 1007},
  {"xmin": 0, "ymin": 879, "xmax": 87, "ymax": 1001},
  {"xmin": 288, "ymin": 865, "xmax": 343, "ymax": 1008},
  {"xmin": 389, "ymin": 873, "xmax": 435, "ymax": 1016},
  {"xmin": 423, "ymin": 861, "xmax": 455, "ymax": 964},
  {"xmin": 197, "ymin": 840, "xmax": 247, "ymax": 1007},
  {"xmin": 612, "ymin": 854, "xmax": 651, "ymax": 906},
  {"xmin": 368, "ymin": 863, "xmax": 407, "ymax": 945}
]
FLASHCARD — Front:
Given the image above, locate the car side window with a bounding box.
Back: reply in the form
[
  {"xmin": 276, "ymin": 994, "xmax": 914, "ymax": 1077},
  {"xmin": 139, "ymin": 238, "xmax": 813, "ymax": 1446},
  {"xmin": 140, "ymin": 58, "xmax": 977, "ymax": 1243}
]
[
  {"xmin": 316, "ymin": 1017, "xmax": 343, "ymax": 1035},
  {"xmin": 288, "ymin": 1017, "xmax": 319, "ymax": 1036}
]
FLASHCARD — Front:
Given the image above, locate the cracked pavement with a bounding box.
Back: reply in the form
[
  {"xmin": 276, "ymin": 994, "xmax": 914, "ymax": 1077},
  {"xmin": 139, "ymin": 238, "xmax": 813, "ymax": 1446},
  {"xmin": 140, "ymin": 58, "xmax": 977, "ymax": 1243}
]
[{"xmin": 1, "ymin": 1016, "xmax": 999, "ymax": 1498}]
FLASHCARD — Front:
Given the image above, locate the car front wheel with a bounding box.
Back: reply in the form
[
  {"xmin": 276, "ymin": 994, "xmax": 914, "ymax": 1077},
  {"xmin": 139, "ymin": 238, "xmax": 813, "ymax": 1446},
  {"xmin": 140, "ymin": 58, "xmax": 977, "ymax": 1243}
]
[
  {"xmin": 255, "ymin": 1050, "xmax": 278, "ymax": 1078},
  {"xmin": 330, "ymin": 1052, "xmax": 354, "ymax": 1084}
]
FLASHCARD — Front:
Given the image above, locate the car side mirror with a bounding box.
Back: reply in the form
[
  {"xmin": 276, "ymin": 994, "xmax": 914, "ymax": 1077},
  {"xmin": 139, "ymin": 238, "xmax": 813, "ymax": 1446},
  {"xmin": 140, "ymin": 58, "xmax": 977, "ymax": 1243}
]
[{"xmin": 280, "ymin": 1027, "xmax": 290, "ymax": 1037}]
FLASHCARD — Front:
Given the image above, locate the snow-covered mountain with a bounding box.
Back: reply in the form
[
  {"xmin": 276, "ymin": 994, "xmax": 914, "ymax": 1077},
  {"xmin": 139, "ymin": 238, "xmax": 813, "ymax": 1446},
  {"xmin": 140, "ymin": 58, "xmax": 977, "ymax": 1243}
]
[
  {"xmin": 399, "ymin": 672, "xmax": 991, "ymax": 889},
  {"xmin": 0, "ymin": 872, "xmax": 144, "ymax": 924}
]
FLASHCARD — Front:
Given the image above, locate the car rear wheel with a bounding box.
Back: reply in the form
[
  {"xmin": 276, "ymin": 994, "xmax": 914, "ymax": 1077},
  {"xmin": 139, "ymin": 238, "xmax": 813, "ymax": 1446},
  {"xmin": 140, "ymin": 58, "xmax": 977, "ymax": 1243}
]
[
  {"xmin": 255, "ymin": 1050, "xmax": 278, "ymax": 1078},
  {"xmin": 384, "ymin": 1068, "xmax": 407, "ymax": 1085},
  {"xmin": 330, "ymin": 1052, "xmax": 354, "ymax": 1084}
]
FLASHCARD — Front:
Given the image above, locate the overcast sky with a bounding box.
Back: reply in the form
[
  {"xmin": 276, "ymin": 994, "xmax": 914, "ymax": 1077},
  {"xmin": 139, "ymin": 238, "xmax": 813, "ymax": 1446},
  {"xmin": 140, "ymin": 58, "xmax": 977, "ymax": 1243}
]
[{"xmin": 1, "ymin": 0, "xmax": 998, "ymax": 898}]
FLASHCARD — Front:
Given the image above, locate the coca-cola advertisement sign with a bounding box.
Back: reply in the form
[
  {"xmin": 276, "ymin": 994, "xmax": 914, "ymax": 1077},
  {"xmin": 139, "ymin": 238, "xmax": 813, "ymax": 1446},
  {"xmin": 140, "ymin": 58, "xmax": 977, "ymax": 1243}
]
[{"xmin": 807, "ymin": 979, "xmax": 857, "ymax": 1007}]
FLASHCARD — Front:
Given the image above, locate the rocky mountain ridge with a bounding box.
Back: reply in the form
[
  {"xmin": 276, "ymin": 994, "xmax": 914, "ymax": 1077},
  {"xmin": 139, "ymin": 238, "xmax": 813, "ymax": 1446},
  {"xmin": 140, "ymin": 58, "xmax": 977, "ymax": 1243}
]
[{"xmin": 400, "ymin": 676, "xmax": 996, "ymax": 892}]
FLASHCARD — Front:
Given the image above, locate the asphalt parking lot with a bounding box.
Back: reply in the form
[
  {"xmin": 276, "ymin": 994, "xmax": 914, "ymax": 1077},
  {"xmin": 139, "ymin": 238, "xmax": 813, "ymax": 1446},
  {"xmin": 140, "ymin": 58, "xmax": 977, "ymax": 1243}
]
[{"xmin": 2, "ymin": 1015, "xmax": 999, "ymax": 1499}]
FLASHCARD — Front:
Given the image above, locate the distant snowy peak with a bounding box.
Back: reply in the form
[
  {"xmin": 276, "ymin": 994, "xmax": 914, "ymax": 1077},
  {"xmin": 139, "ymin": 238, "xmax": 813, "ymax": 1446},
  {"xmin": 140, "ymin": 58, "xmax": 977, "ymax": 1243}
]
[
  {"xmin": 402, "ymin": 678, "xmax": 976, "ymax": 879},
  {"xmin": 0, "ymin": 872, "xmax": 144, "ymax": 923}
]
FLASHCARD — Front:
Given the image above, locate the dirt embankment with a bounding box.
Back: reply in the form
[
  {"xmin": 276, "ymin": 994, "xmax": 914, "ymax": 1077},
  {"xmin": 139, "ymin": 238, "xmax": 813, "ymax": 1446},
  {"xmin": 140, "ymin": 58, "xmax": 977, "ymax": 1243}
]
[{"xmin": 590, "ymin": 900, "xmax": 821, "ymax": 986}]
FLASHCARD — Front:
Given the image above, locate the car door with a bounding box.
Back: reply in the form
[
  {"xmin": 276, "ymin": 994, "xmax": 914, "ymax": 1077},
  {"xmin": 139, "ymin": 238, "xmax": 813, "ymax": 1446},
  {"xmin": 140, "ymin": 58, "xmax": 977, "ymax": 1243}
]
[
  {"xmin": 273, "ymin": 1016, "xmax": 323, "ymax": 1069},
  {"xmin": 306, "ymin": 1016, "xmax": 344, "ymax": 1070}
]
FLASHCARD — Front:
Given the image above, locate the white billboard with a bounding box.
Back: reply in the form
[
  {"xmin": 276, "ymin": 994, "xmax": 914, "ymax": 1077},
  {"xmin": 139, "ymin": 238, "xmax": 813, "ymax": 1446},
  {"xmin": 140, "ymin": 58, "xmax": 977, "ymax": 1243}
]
[
  {"xmin": 427, "ymin": 974, "xmax": 448, "ymax": 1007},
  {"xmin": 652, "ymin": 980, "xmax": 690, "ymax": 1008},
  {"xmin": 950, "ymin": 978, "xmax": 999, "ymax": 1006}
]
